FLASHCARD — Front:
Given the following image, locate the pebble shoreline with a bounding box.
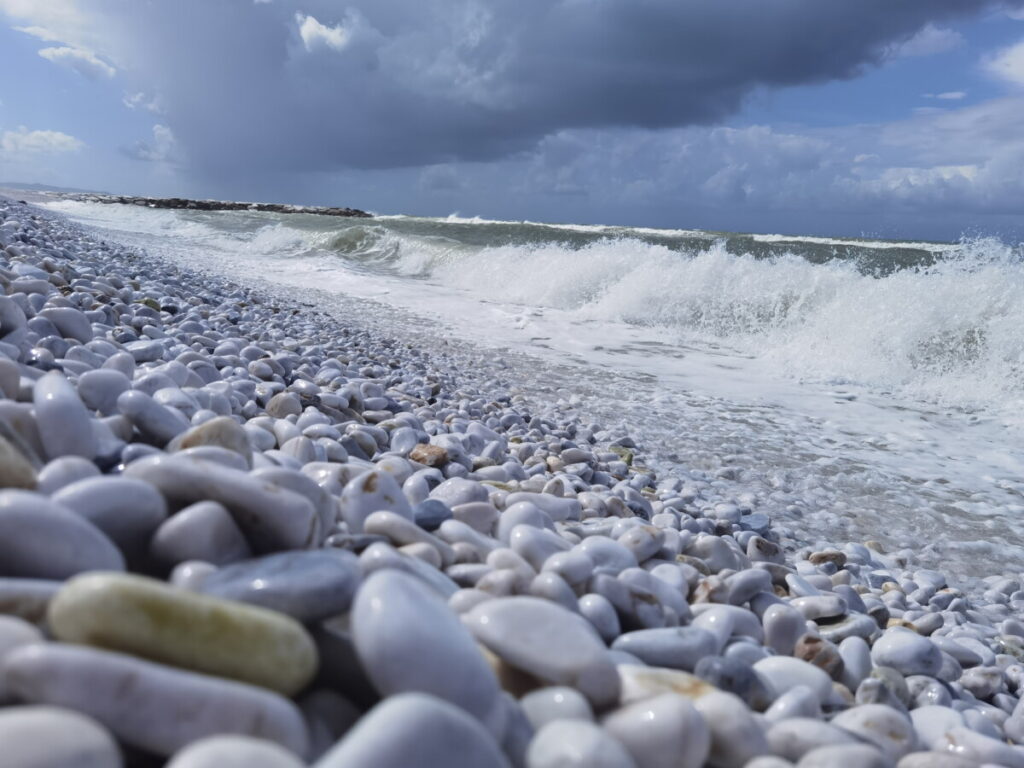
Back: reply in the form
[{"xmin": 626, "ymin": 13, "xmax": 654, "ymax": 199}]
[{"xmin": 1, "ymin": 197, "xmax": 1024, "ymax": 767}]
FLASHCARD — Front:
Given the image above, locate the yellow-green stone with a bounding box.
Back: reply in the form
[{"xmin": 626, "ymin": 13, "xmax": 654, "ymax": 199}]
[{"xmin": 48, "ymin": 572, "xmax": 317, "ymax": 696}]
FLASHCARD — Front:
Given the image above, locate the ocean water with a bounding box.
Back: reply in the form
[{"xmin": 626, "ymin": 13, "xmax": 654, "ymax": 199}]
[{"xmin": 43, "ymin": 199, "xmax": 1024, "ymax": 586}]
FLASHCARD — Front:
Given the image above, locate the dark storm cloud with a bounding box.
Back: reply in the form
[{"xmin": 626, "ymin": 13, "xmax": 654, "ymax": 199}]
[{"xmin": 20, "ymin": 0, "xmax": 1024, "ymax": 173}]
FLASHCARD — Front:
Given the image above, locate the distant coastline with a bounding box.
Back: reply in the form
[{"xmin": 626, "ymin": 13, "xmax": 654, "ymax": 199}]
[{"xmin": 50, "ymin": 191, "xmax": 372, "ymax": 219}]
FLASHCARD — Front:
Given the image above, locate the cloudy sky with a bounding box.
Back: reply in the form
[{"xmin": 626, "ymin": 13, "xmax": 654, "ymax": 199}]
[{"xmin": 1, "ymin": 0, "xmax": 1023, "ymax": 240}]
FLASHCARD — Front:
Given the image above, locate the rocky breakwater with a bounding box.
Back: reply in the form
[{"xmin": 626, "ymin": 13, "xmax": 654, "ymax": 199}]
[
  {"xmin": 55, "ymin": 192, "xmax": 372, "ymax": 219},
  {"xmin": 0, "ymin": 196, "xmax": 1024, "ymax": 766}
]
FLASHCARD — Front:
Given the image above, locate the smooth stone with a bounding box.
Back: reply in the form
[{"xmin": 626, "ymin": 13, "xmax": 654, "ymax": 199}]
[
  {"xmin": 527, "ymin": 719, "xmax": 637, "ymax": 768},
  {"xmin": 839, "ymin": 636, "xmax": 873, "ymax": 691},
  {"xmin": 579, "ymin": 593, "xmax": 623, "ymax": 643},
  {"xmin": 167, "ymin": 735, "xmax": 305, "ymax": 768},
  {"xmin": 197, "ymin": 549, "xmax": 361, "ymax": 622},
  {"xmin": 351, "ymin": 569, "xmax": 505, "ymax": 735},
  {"xmin": 0, "ymin": 705, "xmax": 121, "ymax": 768},
  {"xmin": 611, "ymin": 627, "xmax": 717, "ymax": 671},
  {"xmin": 691, "ymin": 604, "xmax": 763, "ymax": 646},
  {"xmin": 124, "ymin": 455, "xmax": 320, "ymax": 552},
  {"xmin": 871, "ymin": 628, "xmax": 943, "ymax": 677},
  {"xmin": 693, "ymin": 655, "xmax": 774, "ymax": 710},
  {"xmin": 520, "ymin": 685, "xmax": 594, "ymax": 728},
  {"xmin": 762, "ymin": 603, "xmax": 806, "ymax": 655},
  {"xmin": 910, "ymin": 705, "xmax": 965, "ymax": 751},
  {"xmin": 117, "ymin": 389, "xmax": 190, "ymax": 444},
  {"xmin": 497, "ymin": 501, "xmax": 550, "ymax": 543},
  {"xmin": 504, "ymin": 491, "xmax": 581, "ymax": 522},
  {"xmin": 315, "ymin": 693, "xmax": 509, "ymax": 767},
  {"xmin": 616, "ymin": 664, "xmax": 720, "ymax": 705},
  {"xmin": 510, "ymin": 525, "xmax": 572, "ymax": 571},
  {"xmin": 831, "ymin": 704, "xmax": 917, "ymax": 761},
  {"xmin": 766, "ymin": 718, "xmax": 863, "ymax": 761},
  {"xmin": 413, "ymin": 498, "xmax": 451, "ymax": 531},
  {"xmin": 48, "ymin": 572, "xmax": 317, "ymax": 696},
  {"xmin": 36, "ymin": 456, "xmax": 100, "ymax": 495},
  {"xmin": 125, "ymin": 339, "xmax": 165, "ymax": 363},
  {"xmin": 431, "ymin": 477, "xmax": 490, "ymax": 507},
  {"xmin": 791, "ymin": 594, "xmax": 847, "ymax": 620},
  {"xmin": 359, "ymin": 540, "xmax": 460, "ymax": 596},
  {"xmin": 465, "ymin": 596, "xmax": 620, "ymax": 709},
  {"xmin": 34, "ymin": 371, "xmax": 97, "ymax": 460},
  {"xmin": 452, "ymin": 501, "xmax": 500, "ymax": 534},
  {"xmin": 896, "ymin": 753, "xmax": 977, "ymax": 768},
  {"xmin": 577, "ymin": 536, "xmax": 638, "ymax": 575},
  {"xmin": 764, "ymin": 685, "xmax": 822, "ymax": 722},
  {"xmin": 150, "ymin": 500, "xmax": 253, "ymax": 567},
  {"xmin": 793, "ymin": 634, "xmax": 844, "ymax": 680},
  {"xmin": 545, "ymin": 551, "xmax": 597, "ymax": 592},
  {"xmin": 618, "ymin": 525, "xmax": 664, "ymax": 563},
  {"xmin": 726, "ymin": 568, "xmax": 773, "ymax": 605},
  {"xmin": 959, "ymin": 665, "xmax": 1002, "ymax": 700},
  {"xmin": 940, "ymin": 726, "xmax": 1024, "ymax": 767},
  {"xmin": 602, "ymin": 693, "xmax": 710, "ymax": 768},
  {"xmin": 364, "ymin": 510, "xmax": 455, "ymax": 566},
  {"xmin": 3, "ymin": 643, "xmax": 309, "ymax": 758},
  {"xmin": 753, "ymin": 656, "xmax": 833, "ymax": 702},
  {"xmin": 51, "ymin": 476, "xmax": 167, "ymax": 563},
  {"xmin": 797, "ymin": 744, "xmax": 888, "ymax": 768},
  {"xmin": 77, "ymin": 369, "xmax": 131, "ymax": 415},
  {"xmin": 693, "ymin": 690, "xmax": 770, "ymax": 768},
  {"xmin": 0, "ymin": 615, "xmax": 44, "ymax": 702},
  {"xmin": 0, "ymin": 491, "xmax": 124, "ymax": 578},
  {"xmin": 339, "ymin": 470, "xmax": 414, "ymax": 533},
  {"xmin": 167, "ymin": 416, "xmax": 252, "ymax": 467}
]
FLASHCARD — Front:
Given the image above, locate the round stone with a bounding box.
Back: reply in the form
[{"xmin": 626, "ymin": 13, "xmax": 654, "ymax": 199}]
[
  {"xmin": 197, "ymin": 549, "xmax": 361, "ymax": 623},
  {"xmin": 33, "ymin": 371, "xmax": 97, "ymax": 460},
  {"xmin": 0, "ymin": 491, "xmax": 124, "ymax": 578},
  {"xmin": 167, "ymin": 735, "xmax": 305, "ymax": 768},
  {"xmin": 351, "ymin": 569, "xmax": 505, "ymax": 736},
  {"xmin": 314, "ymin": 693, "xmax": 509, "ymax": 768},
  {"xmin": 527, "ymin": 719, "xmax": 637, "ymax": 768},
  {"xmin": 3, "ymin": 643, "xmax": 309, "ymax": 758},
  {"xmin": 47, "ymin": 572, "xmax": 317, "ymax": 696},
  {"xmin": 870, "ymin": 628, "xmax": 942, "ymax": 677},
  {"xmin": 464, "ymin": 596, "xmax": 620, "ymax": 709},
  {"xmin": 602, "ymin": 693, "xmax": 710, "ymax": 768},
  {"xmin": 0, "ymin": 705, "xmax": 121, "ymax": 768}
]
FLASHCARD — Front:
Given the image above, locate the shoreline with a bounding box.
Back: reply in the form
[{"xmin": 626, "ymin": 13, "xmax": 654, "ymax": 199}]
[{"xmin": 1, "ymin": 196, "xmax": 1023, "ymax": 765}]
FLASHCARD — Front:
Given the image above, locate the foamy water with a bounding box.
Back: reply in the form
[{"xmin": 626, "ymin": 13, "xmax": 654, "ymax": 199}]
[{"xmin": 43, "ymin": 198, "xmax": 1024, "ymax": 585}]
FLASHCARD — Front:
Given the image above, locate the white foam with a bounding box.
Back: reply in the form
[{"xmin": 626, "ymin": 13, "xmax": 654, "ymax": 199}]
[{"xmin": 45, "ymin": 199, "xmax": 1024, "ymax": 583}]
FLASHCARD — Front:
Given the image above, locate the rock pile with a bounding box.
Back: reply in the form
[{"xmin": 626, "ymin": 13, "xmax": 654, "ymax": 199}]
[{"xmin": 0, "ymin": 198, "xmax": 1023, "ymax": 767}]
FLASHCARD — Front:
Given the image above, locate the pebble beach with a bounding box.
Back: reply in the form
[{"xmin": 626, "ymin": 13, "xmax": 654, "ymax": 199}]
[{"xmin": 3, "ymin": 195, "xmax": 1024, "ymax": 768}]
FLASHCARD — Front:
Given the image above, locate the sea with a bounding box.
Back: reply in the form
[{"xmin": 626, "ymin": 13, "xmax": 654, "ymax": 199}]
[{"xmin": 41, "ymin": 199, "xmax": 1024, "ymax": 588}]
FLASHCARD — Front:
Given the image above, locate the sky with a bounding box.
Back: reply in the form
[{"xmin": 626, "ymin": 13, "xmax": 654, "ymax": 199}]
[{"xmin": 0, "ymin": 1, "xmax": 1023, "ymax": 240}]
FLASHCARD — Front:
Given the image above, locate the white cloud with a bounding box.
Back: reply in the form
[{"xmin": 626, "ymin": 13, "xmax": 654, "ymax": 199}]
[
  {"xmin": 12, "ymin": 24, "xmax": 61, "ymax": 42},
  {"xmin": 889, "ymin": 24, "xmax": 964, "ymax": 58},
  {"xmin": 125, "ymin": 124, "xmax": 178, "ymax": 163},
  {"xmin": 0, "ymin": 126, "xmax": 84, "ymax": 155},
  {"xmin": 123, "ymin": 91, "xmax": 165, "ymax": 114},
  {"xmin": 295, "ymin": 13, "xmax": 349, "ymax": 52},
  {"xmin": 986, "ymin": 39, "xmax": 1024, "ymax": 86},
  {"xmin": 38, "ymin": 46, "xmax": 115, "ymax": 79},
  {"xmin": 923, "ymin": 91, "xmax": 967, "ymax": 100},
  {"xmin": 0, "ymin": 0, "xmax": 100, "ymax": 54}
]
